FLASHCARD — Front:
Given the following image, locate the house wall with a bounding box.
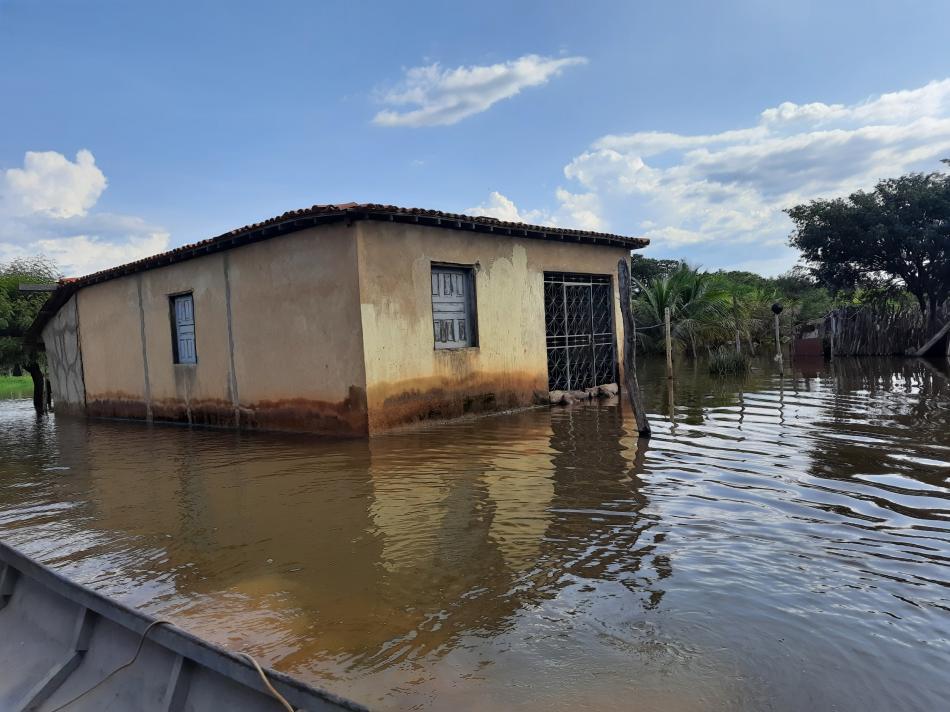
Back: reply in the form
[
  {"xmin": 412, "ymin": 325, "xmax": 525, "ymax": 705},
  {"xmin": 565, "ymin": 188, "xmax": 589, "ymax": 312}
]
[
  {"xmin": 75, "ymin": 224, "xmax": 368, "ymax": 435},
  {"xmin": 355, "ymin": 221, "xmax": 629, "ymax": 433},
  {"xmin": 41, "ymin": 294, "xmax": 86, "ymax": 414}
]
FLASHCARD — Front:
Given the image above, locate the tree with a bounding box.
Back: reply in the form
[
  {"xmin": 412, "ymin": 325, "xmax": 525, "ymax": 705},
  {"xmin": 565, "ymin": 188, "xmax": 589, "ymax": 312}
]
[
  {"xmin": 633, "ymin": 263, "xmax": 730, "ymax": 358},
  {"xmin": 630, "ymin": 255, "xmax": 682, "ymax": 284},
  {"xmin": 787, "ymin": 169, "xmax": 950, "ymax": 334},
  {"xmin": 770, "ymin": 267, "xmax": 833, "ymax": 326},
  {"xmin": 0, "ymin": 257, "xmax": 61, "ymax": 411}
]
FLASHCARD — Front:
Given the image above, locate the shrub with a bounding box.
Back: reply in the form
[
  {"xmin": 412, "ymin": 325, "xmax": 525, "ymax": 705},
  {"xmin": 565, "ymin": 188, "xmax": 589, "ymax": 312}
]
[{"xmin": 708, "ymin": 348, "xmax": 751, "ymax": 375}]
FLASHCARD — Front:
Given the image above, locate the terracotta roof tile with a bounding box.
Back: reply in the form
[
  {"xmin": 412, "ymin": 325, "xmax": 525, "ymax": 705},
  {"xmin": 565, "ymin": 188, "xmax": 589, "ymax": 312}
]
[{"xmin": 72, "ymin": 202, "xmax": 646, "ymax": 283}]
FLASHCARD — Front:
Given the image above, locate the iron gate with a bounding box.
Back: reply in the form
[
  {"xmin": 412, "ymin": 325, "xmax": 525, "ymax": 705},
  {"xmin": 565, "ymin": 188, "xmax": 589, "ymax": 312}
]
[{"xmin": 543, "ymin": 272, "xmax": 617, "ymax": 391}]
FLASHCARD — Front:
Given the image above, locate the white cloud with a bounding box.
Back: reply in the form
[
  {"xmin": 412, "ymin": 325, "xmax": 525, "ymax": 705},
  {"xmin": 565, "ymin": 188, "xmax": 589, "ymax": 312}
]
[
  {"xmin": 646, "ymin": 226, "xmax": 708, "ymax": 246},
  {"xmin": 1, "ymin": 149, "xmax": 106, "ymax": 218},
  {"xmin": 33, "ymin": 233, "xmax": 170, "ymax": 276},
  {"xmin": 553, "ymin": 188, "xmax": 604, "ymax": 231},
  {"xmin": 467, "ymin": 191, "xmax": 549, "ymax": 224},
  {"xmin": 1, "ymin": 150, "xmax": 170, "ymax": 276},
  {"xmin": 760, "ymin": 79, "xmax": 950, "ymax": 126},
  {"xmin": 373, "ymin": 54, "xmax": 587, "ymax": 127},
  {"xmin": 466, "ymin": 188, "xmax": 605, "ymax": 232},
  {"xmin": 561, "ymin": 78, "xmax": 950, "ymax": 273}
]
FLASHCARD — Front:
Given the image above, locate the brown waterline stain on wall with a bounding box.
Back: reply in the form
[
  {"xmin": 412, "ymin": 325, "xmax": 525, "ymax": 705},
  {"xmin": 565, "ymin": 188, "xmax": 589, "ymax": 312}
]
[
  {"xmin": 241, "ymin": 386, "xmax": 368, "ymax": 435},
  {"xmin": 85, "ymin": 386, "xmax": 369, "ymax": 436},
  {"xmin": 367, "ymin": 370, "xmax": 549, "ymax": 433},
  {"xmin": 86, "ymin": 392, "xmax": 150, "ymax": 420},
  {"xmin": 86, "ymin": 373, "xmax": 552, "ymax": 436},
  {"xmin": 51, "ymin": 401, "xmax": 88, "ymax": 417}
]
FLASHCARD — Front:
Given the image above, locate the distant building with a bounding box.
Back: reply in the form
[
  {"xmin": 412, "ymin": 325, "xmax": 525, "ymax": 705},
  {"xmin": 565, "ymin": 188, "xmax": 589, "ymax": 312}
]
[{"xmin": 30, "ymin": 203, "xmax": 648, "ymax": 435}]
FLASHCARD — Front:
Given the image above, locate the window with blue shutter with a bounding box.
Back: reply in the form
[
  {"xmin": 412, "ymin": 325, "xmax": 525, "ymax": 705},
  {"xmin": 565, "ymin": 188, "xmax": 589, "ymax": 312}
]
[
  {"xmin": 432, "ymin": 266, "xmax": 477, "ymax": 349},
  {"xmin": 170, "ymin": 293, "xmax": 197, "ymax": 364}
]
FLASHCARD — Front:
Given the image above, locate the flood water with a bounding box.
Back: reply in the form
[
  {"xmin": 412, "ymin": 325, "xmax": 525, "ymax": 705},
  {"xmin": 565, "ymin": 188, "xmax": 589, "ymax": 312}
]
[{"xmin": 1, "ymin": 357, "xmax": 949, "ymax": 711}]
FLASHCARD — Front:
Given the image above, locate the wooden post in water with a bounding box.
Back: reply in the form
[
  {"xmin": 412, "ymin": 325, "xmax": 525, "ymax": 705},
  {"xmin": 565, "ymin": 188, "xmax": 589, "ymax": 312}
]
[
  {"xmin": 772, "ymin": 302, "xmax": 784, "ymax": 375},
  {"xmin": 617, "ymin": 259, "xmax": 651, "ymax": 438},
  {"xmin": 774, "ymin": 313, "xmax": 783, "ymax": 373},
  {"xmin": 664, "ymin": 306, "xmax": 673, "ymax": 379},
  {"xmin": 830, "ymin": 310, "xmax": 837, "ymax": 359}
]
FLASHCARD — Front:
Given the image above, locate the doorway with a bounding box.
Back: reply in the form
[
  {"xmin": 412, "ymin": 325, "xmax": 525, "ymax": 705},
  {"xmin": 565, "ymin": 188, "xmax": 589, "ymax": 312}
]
[{"xmin": 543, "ymin": 272, "xmax": 617, "ymax": 391}]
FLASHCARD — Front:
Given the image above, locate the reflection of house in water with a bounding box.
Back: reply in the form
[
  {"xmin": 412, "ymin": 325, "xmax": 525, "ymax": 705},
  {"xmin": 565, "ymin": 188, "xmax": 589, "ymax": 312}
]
[
  {"xmin": 52, "ymin": 402, "xmax": 667, "ymax": 675},
  {"xmin": 542, "ymin": 403, "xmax": 668, "ymax": 609},
  {"xmin": 370, "ymin": 414, "xmax": 557, "ymax": 576}
]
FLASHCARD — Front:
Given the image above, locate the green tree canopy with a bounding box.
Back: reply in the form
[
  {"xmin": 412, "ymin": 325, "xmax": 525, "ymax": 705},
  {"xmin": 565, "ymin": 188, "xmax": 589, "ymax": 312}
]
[
  {"xmin": 630, "ymin": 254, "xmax": 682, "ymax": 284},
  {"xmin": 0, "ymin": 257, "xmax": 61, "ymax": 372},
  {"xmin": 786, "ymin": 169, "xmax": 950, "ymax": 331}
]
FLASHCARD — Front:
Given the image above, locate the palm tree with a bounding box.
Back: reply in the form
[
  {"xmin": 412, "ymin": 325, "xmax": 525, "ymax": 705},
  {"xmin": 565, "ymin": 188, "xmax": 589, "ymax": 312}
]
[
  {"xmin": 712, "ymin": 279, "xmax": 776, "ymax": 354},
  {"xmin": 633, "ymin": 263, "xmax": 730, "ymax": 358}
]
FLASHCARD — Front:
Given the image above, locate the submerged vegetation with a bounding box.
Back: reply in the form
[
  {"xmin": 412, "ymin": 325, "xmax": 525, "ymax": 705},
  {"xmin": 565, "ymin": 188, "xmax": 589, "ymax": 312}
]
[
  {"xmin": 629, "ymin": 257, "xmax": 831, "ymax": 359},
  {"xmin": 708, "ymin": 348, "xmax": 752, "ymax": 375}
]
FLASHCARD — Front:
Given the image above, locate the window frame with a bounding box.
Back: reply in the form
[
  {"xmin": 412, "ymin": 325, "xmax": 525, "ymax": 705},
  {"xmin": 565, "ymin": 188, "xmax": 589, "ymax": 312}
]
[
  {"xmin": 169, "ymin": 291, "xmax": 198, "ymax": 365},
  {"xmin": 431, "ymin": 262, "xmax": 479, "ymax": 351}
]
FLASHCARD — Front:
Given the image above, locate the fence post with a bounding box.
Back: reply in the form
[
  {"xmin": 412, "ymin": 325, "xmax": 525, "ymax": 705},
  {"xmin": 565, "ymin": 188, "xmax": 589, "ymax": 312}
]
[
  {"xmin": 830, "ymin": 311, "xmax": 837, "ymax": 359},
  {"xmin": 664, "ymin": 306, "xmax": 673, "ymax": 379},
  {"xmin": 774, "ymin": 312, "xmax": 784, "ymax": 375}
]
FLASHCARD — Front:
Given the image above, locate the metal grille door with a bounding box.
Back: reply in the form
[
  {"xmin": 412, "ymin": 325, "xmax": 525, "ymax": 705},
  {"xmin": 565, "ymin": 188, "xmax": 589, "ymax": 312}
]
[{"xmin": 544, "ymin": 272, "xmax": 616, "ymax": 391}]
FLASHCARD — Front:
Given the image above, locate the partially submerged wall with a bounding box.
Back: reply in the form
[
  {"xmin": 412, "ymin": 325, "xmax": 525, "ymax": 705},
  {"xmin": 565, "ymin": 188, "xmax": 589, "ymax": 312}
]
[
  {"xmin": 40, "ymin": 294, "xmax": 85, "ymax": 413},
  {"xmin": 355, "ymin": 221, "xmax": 628, "ymax": 433},
  {"xmin": 57, "ymin": 218, "xmax": 629, "ymax": 436},
  {"xmin": 76, "ymin": 224, "xmax": 368, "ymax": 435}
]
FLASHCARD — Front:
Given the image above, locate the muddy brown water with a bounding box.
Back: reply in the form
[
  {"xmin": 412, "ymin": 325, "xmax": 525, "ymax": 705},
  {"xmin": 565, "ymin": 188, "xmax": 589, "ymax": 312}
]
[{"xmin": 1, "ymin": 357, "xmax": 948, "ymax": 711}]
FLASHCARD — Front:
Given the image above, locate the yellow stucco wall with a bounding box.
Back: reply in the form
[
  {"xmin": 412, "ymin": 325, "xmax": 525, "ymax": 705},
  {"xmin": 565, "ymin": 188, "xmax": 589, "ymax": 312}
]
[
  {"xmin": 71, "ymin": 219, "xmax": 630, "ymax": 435},
  {"xmin": 355, "ymin": 221, "xmax": 629, "ymax": 433},
  {"xmin": 77, "ymin": 274, "xmax": 149, "ymax": 419},
  {"xmin": 138, "ymin": 252, "xmax": 232, "ymax": 423},
  {"xmin": 75, "ymin": 224, "xmax": 368, "ymax": 434},
  {"xmin": 225, "ymin": 224, "xmax": 367, "ymax": 433}
]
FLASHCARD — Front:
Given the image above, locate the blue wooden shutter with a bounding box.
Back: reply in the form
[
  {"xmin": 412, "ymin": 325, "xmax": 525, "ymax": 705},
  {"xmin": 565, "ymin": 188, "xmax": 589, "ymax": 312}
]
[
  {"xmin": 173, "ymin": 294, "xmax": 197, "ymax": 363},
  {"xmin": 432, "ymin": 268, "xmax": 474, "ymax": 349}
]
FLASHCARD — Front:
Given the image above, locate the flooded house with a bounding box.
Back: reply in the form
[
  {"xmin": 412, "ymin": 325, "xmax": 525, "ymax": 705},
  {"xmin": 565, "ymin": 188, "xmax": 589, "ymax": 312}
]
[{"xmin": 30, "ymin": 203, "xmax": 648, "ymax": 435}]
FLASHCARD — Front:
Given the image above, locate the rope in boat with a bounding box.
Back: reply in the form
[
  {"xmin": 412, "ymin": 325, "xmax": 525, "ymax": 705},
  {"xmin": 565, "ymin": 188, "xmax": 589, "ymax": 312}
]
[
  {"xmin": 241, "ymin": 652, "xmax": 297, "ymax": 712},
  {"xmin": 46, "ymin": 620, "xmax": 298, "ymax": 712}
]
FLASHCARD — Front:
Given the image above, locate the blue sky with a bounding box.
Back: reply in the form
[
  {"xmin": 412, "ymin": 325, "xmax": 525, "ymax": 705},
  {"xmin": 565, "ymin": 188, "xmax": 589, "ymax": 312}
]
[{"xmin": 2, "ymin": 0, "xmax": 950, "ymax": 276}]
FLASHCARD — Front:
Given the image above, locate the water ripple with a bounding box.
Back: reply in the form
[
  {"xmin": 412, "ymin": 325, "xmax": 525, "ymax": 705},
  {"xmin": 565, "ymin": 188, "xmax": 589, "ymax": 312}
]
[{"xmin": 1, "ymin": 357, "xmax": 949, "ymax": 710}]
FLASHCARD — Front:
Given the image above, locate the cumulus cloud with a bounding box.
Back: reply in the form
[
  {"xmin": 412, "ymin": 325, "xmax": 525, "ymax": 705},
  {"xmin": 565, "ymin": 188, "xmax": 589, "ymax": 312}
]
[
  {"xmin": 1, "ymin": 149, "xmax": 106, "ymax": 219},
  {"xmin": 373, "ymin": 54, "xmax": 586, "ymax": 127},
  {"xmin": 562, "ymin": 78, "xmax": 950, "ymax": 271},
  {"xmin": 553, "ymin": 188, "xmax": 604, "ymax": 231},
  {"xmin": 467, "ymin": 191, "xmax": 548, "ymax": 223},
  {"xmin": 1, "ymin": 150, "xmax": 170, "ymax": 276},
  {"xmin": 466, "ymin": 188, "xmax": 605, "ymax": 232}
]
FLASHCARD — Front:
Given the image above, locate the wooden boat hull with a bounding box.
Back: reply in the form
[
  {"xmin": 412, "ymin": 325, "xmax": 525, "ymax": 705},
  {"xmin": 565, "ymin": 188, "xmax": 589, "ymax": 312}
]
[{"xmin": 0, "ymin": 541, "xmax": 367, "ymax": 711}]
